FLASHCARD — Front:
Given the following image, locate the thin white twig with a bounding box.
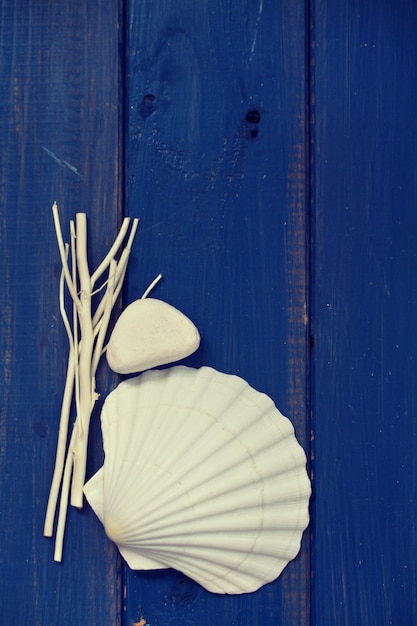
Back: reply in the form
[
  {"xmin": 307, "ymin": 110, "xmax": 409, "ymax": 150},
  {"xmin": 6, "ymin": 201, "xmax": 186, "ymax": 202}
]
[
  {"xmin": 52, "ymin": 203, "xmax": 81, "ymax": 309},
  {"xmin": 71, "ymin": 222, "xmax": 81, "ymax": 438},
  {"xmin": 70, "ymin": 213, "xmax": 94, "ymax": 507},
  {"xmin": 90, "ymin": 217, "xmax": 131, "ymax": 286},
  {"xmin": 53, "ymin": 428, "xmax": 76, "ymax": 562},
  {"xmin": 91, "ymin": 259, "xmax": 116, "ymax": 375},
  {"xmin": 43, "ymin": 247, "xmax": 76, "ymax": 537},
  {"xmin": 142, "ymin": 273, "xmax": 163, "ymax": 299}
]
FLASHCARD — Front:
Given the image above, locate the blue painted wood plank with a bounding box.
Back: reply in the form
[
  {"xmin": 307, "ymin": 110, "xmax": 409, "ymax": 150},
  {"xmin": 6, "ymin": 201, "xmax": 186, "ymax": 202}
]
[
  {"xmin": 0, "ymin": 1, "xmax": 123, "ymax": 623},
  {"xmin": 123, "ymin": 1, "xmax": 310, "ymax": 625},
  {"xmin": 311, "ymin": 0, "xmax": 417, "ymax": 623}
]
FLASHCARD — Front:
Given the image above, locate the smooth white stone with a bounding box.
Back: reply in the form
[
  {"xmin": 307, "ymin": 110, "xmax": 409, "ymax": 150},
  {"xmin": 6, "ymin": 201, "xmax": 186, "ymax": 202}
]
[{"xmin": 106, "ymin": 298, "xmax": 200, "ymax": 374}]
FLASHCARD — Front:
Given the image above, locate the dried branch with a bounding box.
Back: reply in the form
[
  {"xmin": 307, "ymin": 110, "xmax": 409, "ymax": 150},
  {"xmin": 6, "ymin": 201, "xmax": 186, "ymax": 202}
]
[{"xmin": 44, "ymin": 204, "xmax": 139, "ymax": 561}]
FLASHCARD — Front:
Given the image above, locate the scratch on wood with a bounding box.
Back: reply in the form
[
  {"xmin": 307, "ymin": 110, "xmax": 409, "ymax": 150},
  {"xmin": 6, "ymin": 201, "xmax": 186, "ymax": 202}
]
[
  {"xmin": 249, "ymin": 0, "xmax": 264, "ymax": 62},
  {"xmin": 41, "ymin": 145, "xmax": 83, "ymax": 179}
]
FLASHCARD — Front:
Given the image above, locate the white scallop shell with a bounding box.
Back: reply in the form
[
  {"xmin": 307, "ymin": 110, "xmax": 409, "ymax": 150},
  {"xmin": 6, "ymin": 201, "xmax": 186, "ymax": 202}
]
[{"xmin": 84, "ymin": 366, "xmax": 310, "ymax": 594}]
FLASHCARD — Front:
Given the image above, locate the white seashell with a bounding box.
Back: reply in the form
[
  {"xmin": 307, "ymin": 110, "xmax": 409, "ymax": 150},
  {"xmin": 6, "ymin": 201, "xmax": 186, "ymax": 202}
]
[
  {"xmin": 84, "ymin": 366, "xmax": 311, "ymax": 594},
  {"xmin": 105, "ymin": 298, "xmax": 200, "ymax": 374}
]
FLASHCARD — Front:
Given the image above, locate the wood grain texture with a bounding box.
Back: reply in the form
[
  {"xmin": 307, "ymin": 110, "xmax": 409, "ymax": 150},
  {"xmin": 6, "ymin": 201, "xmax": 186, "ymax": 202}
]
[
  {"xmin": 9, "ymin": 1, "xmax": 417, "ymax": 623},
  {"xmin": 311, "ymin": 0, "xmax": 417, "ymax": 623},
  {"xmin": 0, "ymin": 1, "xmax": 123, "ymax": 623},
  {"xmin": 123, "ymin": 1, "xmax": 310, "ymax": 625}
]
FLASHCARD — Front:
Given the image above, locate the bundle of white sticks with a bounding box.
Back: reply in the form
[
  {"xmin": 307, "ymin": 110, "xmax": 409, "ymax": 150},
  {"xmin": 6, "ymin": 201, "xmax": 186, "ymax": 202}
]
[{"xmin": 44, "ymin": 203, "xmax": 140, "ymax": 562}]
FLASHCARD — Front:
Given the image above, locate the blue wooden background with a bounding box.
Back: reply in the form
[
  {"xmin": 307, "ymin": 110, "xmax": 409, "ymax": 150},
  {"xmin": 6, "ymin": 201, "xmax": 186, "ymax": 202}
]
[
  {"xmin": 0, "ymin": 1, "xmax": 416, "ymax": 624},
  {"xmin": 312, "ymin": 1, "xmax": 417, "ymax": 623}
]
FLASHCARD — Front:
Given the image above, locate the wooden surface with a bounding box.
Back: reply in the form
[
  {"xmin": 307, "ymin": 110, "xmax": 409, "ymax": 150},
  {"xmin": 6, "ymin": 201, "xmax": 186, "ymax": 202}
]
[
  {"xmin": 123, "ymin": 1, "xmax": 309, "ymax": 624},
  {"xmin": 311, "ymin": 1, "xmax": 417, "ymax": 623},
  {"xmin": 0, "ymin": 0, "xmax": 123, "ymax": 623},
  {"xmin": 1, "ymin": 0, "xmax": 417, "ymax": 624}
]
